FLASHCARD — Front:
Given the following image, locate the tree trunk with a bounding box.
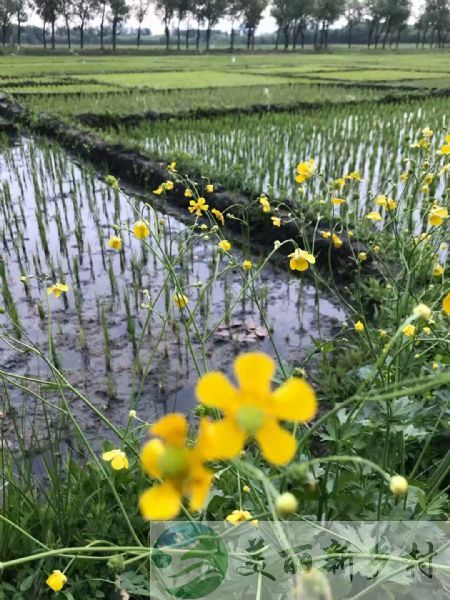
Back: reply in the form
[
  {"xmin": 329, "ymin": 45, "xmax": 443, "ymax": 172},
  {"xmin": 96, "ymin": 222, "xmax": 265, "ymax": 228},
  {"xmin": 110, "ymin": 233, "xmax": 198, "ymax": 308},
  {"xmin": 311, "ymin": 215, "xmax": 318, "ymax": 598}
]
[
  {"xmin": 2, "ymin": 22, "xmax": 7, "ymax": 46},
  {"xmin": 165, "ymin": 23, "xmax": 170, "ymax": 50},
  {"xmin": 275, "ymin": 27, "xmax": 280, "ymax": 50},
  {"xmin": 100, "ymin": 3, "xmax": 105, "ymax": 49},
  {"xmin": 196, "ymin": 25, "xmax": 200, "ymax": 50},
  {"xmin": 137, "ymin": 24, "xmax": 141, "ymax": 48},
  {"xmin": 348, "ymin": 22, "xmax": 353, "ymax": 48},
  {"xmin": 177, "ymin": 21, "xmax": 181, "ymax": 50},
  {"xmin": 112, "ymin": 18, "xmax": 118, "ymax": 50},
  {"xmin": 185, "ymin": 23, "xmax": 189, "ymax": 49},
  {"xmin": 17, "ymin": 14, "xmax": 21, "ymax": 46},
  {"xmin": 247, "ymin": 28, "xmax": 251, "ymax": 49},
  {"xmin": 230, "ymin": 26, "xmax": 234, "ymax": 51},
  {"xmin": 283, "ymin": 25, "xmax": 289, "ymax": 49},
  {"xmin": 43, "ymin": 23, "xmax": 47, "ymax": 48},
  {"xmin": 80, "ymin": 22, "xmax": 84, "ymax": 49},
  {"xmin": 206, "ymin": 25, "xmax": 211, "ymax": 50},
  {"xmin": 51, "ymin": 19, "xmax": 55, "ymax": 49},
  {"xmin": 66, "ymin": 18, "xmax": 71, "ymax": 48}
]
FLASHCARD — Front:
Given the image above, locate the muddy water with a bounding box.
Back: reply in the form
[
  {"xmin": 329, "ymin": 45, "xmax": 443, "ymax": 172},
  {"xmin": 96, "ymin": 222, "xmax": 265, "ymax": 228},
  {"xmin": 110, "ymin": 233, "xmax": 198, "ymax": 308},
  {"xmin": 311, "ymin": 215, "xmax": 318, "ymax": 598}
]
[{"xmin": 0, "ymin": 135, "xmax": 344, "ymax": 449}]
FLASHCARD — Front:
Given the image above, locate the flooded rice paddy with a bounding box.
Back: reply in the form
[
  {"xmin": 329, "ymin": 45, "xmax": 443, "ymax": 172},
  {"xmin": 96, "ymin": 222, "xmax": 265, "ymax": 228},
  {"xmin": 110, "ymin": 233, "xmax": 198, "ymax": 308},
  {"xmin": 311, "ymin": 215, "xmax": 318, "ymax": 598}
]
[{"xmin": 0, "ymin": 135, "xmax": 344, "ymax": 448}]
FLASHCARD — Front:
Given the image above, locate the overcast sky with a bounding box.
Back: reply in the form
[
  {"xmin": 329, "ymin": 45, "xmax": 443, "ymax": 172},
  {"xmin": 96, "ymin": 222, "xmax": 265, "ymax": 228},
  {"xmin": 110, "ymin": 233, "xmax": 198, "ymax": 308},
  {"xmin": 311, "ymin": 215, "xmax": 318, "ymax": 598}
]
[{"xmin": 29, "ymin": 1, "xmax": 424, "ymax": 34}]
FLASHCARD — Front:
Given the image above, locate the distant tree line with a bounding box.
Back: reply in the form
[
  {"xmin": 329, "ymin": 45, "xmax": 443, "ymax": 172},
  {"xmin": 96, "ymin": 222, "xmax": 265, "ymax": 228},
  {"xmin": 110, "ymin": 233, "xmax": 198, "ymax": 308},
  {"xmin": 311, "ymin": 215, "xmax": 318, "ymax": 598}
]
[{"xmin": 0, "ymin": 0, "xmax": 448, "ymax": 51}]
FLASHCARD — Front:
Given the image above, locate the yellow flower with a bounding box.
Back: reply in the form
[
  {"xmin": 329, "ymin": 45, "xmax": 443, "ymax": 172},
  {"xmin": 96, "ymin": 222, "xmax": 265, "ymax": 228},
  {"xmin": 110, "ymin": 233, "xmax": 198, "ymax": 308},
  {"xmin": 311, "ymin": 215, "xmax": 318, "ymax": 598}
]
[
  {"xmin": 271, "ymin": 216, "xmax": 281, "ymax": 227},
  {"xmin": 107, "ymin": 236, "xmax": 122, "ymax": 250},
  {"xmin": 295, "ymin": 159, "xmax": 316, "ymax": 184},
  {"xmin": 184, "ymin": 188, "xmax": 193, "ymax": 198},
  {"xmin": 195, "ymin": 352, "xmax": 317, "ymax": 466},
  {"xmin": 389, "ymin": 475, "xmax": 408, "ymax": 495},
  {"xmin": 379, "ymin": 329, "xmax": 387, "ymax": 337},
  {"xmin": 375, "ymin": 194, "xmax": 387, "ymax": 207},
  {"xmin": 153, "ymin": 186, "xmax": 164, "ymax": 195},
  {"xmin": 174, "ymin": 293, "xmax": 188, "ymax": 308},
  {"xmin": 242, "ymin": 260, "xmax": 253, "ymax": 271},
  {"xmin": 167, "ymin": 161, "xmax": 177, "ymax": 172},
  {"xmin": 211, "ymin": 208, "xmax": 224, "ymax": 225},
  {"xmin": 206, "ymin": 184, "xmax": 214, "ymax": 193},
  {"xmin": 46, "ymin": 570, "xmax": 67, "ymax": 592},
  {"xmin": 133, "ymin": 220, "xmax": 150, "ymax": 240},
  {"xmin": 259, "ymin": 195, "xmax": 271, "ymax": 213},
  {"xmin": 164, "ymin": 181, "xmax": 174, "ymax": 191},
  {"xmin": 400, "ymin": 171, "xmax": 409, "ymax": 182},
  {"xmin": 365, "ymin": 211, "xmax": 382, "ymax": 222},
  {"xmin": 429, "ymin": 205, "xmax": 448, "ymax": 227},
  {"xmin": 411, "ymin": 138, "xmax": 429, "ymax": 149},
  {"xmin": 423, "ymin": 326, "xmax": 431, "ymax": 335},
  {"xmin": 320, "ymin": 231, "xmax": 331, "ymax": 240},
  {"xmin": 373, "ymin": 245, "xmax": 381, "ymax": 253},
  {"xmin": 218, "ymin": 239, "xmax": 231, "ymax": 252},
  {"xmin": 432, "ymin": 362, "xmax": 439, "ymax": 370},
  {"xmin": 345, "ymin": 171, "xmax": 363, "ymax": 181},
  {"xmin": 243, "ymin": 485, "xmax": 251, "ymax": 493},
  {"xmin": 422, "ymin": 127, "xmax": 433, "ymax": 138},
  {"xmin": 102, "ymin": 449, "xmax": 129, "ymax": 470},
  {"xmin": 288, "ymin": 248, "xmax": 315, "ymax": 272},
  {"xmin": 387, "ymin": 198, "xmax": 397, "ymax": 211},
  {"xmin": 189, "ymin": 197, "xmax": 209, "ymax": 216},
  {"xmin": 443, "ymin": 292, "xmax": 450, "ymax": 314},
  {"xmin": 47, "ymin": 283, "xmax": 69, "ymax": 298},
  {"xmin": 433, "ymin": 264, "xmax": 444, "ymax": 277},
  {"xmin": 358, "ymin": 252, "xmax": 367, "ymax": 262},
  {"xmin": 355, "ymin": 321, "xmax": 364, "ymax": 332},
  {"xmin": 332, "ymin": 234, "xmax": 343, "ymax": 248},
  {"xmin": 438, "ymin": 134, "xmax": 450, "ymax": 154},
  {"xmin": 334, "ymin": 177, "xmax": 346, "ymax": 189},
  {"xmin": 402, "ymin": 324, "xmax": 416, "ymax": 338},
  {"xmin": 226, "ymin": 509, "xmax": 258, "ymax": 527},
  {"xmin": 139, "ymin": 414, "xmax": 213, "ymax": 520},
  {"xmin": 332, "ymin": 197, "xmax": 346, "ymax": 206}
]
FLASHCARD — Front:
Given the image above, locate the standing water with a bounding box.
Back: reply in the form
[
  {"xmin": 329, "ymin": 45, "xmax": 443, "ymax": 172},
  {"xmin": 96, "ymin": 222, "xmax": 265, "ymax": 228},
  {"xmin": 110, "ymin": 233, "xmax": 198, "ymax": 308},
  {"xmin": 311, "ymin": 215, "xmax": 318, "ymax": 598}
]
[{"xmin": 0, "ymin": 135, "xmax": 344, "ymax": 446}]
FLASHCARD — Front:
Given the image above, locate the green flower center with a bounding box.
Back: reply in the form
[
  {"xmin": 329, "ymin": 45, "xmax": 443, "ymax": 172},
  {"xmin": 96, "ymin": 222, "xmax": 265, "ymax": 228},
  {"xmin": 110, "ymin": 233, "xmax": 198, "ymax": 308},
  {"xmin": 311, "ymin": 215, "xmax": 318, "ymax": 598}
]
[
  {"xmin": 236, "ymin": 405, "xmax": 264, "ymax": 436},
  {"xmin": 159, "ymin": 447, "xmax": 188, "ymax": 478}
]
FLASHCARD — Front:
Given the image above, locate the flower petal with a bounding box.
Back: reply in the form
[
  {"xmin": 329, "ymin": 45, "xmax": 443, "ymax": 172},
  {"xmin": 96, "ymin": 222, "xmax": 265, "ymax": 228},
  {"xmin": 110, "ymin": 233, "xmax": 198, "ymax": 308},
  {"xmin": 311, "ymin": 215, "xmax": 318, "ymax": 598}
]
[
  {"xmin": 271, "ymin": 378, "xmax": 317, "ymax": 422},
  {"xmin": 102, "ymin": 449, "xmax": 117, "ymax": 462},
  {"xmin": 255, "ymin": 419, "xmax": 296, "ymax": 465},
  {"xmin": 188, "ymin": 466, "xmax": 213, "ymax": 512},
  {"xmin": 234, "ymin": 352, "xmax": 275, "ymax": 396},
  {"xmin": 139, "ymin": 483, "xmax": 181, "ymax": 520},
  {"xmin": 151, "ymin": 413, "xmax": 187, "ymax": 446},
  {"xmin": 140, "ymin": 439, "xmax": 164, "ymax": 478},
  {"xmin": 195, "ymin": 372, "xmax": 238, "ymax": 411},
  {"xmin": 111, "ymin": 453, "xmax": 129, "ymax": 470},
  {"xmin": 201, "ymin": 418, "xmax": 246, "ymax": 460}
]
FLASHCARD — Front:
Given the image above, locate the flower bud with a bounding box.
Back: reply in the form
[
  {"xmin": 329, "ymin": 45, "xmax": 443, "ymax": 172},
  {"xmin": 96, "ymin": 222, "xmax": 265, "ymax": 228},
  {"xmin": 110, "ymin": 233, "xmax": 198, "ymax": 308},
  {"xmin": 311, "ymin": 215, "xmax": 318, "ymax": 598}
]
[{"xmin": 276, "ymin": 492, "xmax": 298, "ymax": 516}]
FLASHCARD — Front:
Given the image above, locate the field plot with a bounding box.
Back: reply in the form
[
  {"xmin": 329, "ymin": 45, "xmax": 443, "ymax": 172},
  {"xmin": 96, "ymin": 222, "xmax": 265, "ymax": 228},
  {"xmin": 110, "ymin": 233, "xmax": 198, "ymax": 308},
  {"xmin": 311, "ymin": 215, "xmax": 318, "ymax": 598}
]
[
  {"xmin": 100, "ymin": 97, "xmax": 450, "ymax": 200},
  {"xmin": 0, "ymin": 50, "xmax": 449, "ymax": 599}
]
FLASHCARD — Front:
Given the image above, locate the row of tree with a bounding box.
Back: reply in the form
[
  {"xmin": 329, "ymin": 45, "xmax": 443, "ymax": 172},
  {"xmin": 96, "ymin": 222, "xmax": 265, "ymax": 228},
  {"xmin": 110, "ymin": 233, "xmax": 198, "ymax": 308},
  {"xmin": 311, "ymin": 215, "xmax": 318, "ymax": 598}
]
[{"xmin": 0, "ymin": 0, "xmax": 449, "ymax": 51}]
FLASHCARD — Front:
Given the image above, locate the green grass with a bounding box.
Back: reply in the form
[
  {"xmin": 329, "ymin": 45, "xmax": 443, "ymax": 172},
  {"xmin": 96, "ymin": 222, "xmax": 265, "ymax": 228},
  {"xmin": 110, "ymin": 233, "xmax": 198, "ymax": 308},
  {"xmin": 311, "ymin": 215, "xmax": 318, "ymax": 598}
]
[
  {"xmin": 71, "ymin": 70, "xmax": 295, "ymax": 89},
  {"xmin": 21, "ymin": 83, "xmax": 387, "ymax": 116},
  {"xmin": 1, "ymin": 50, "xmax": 450, "ymax": 79}
]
